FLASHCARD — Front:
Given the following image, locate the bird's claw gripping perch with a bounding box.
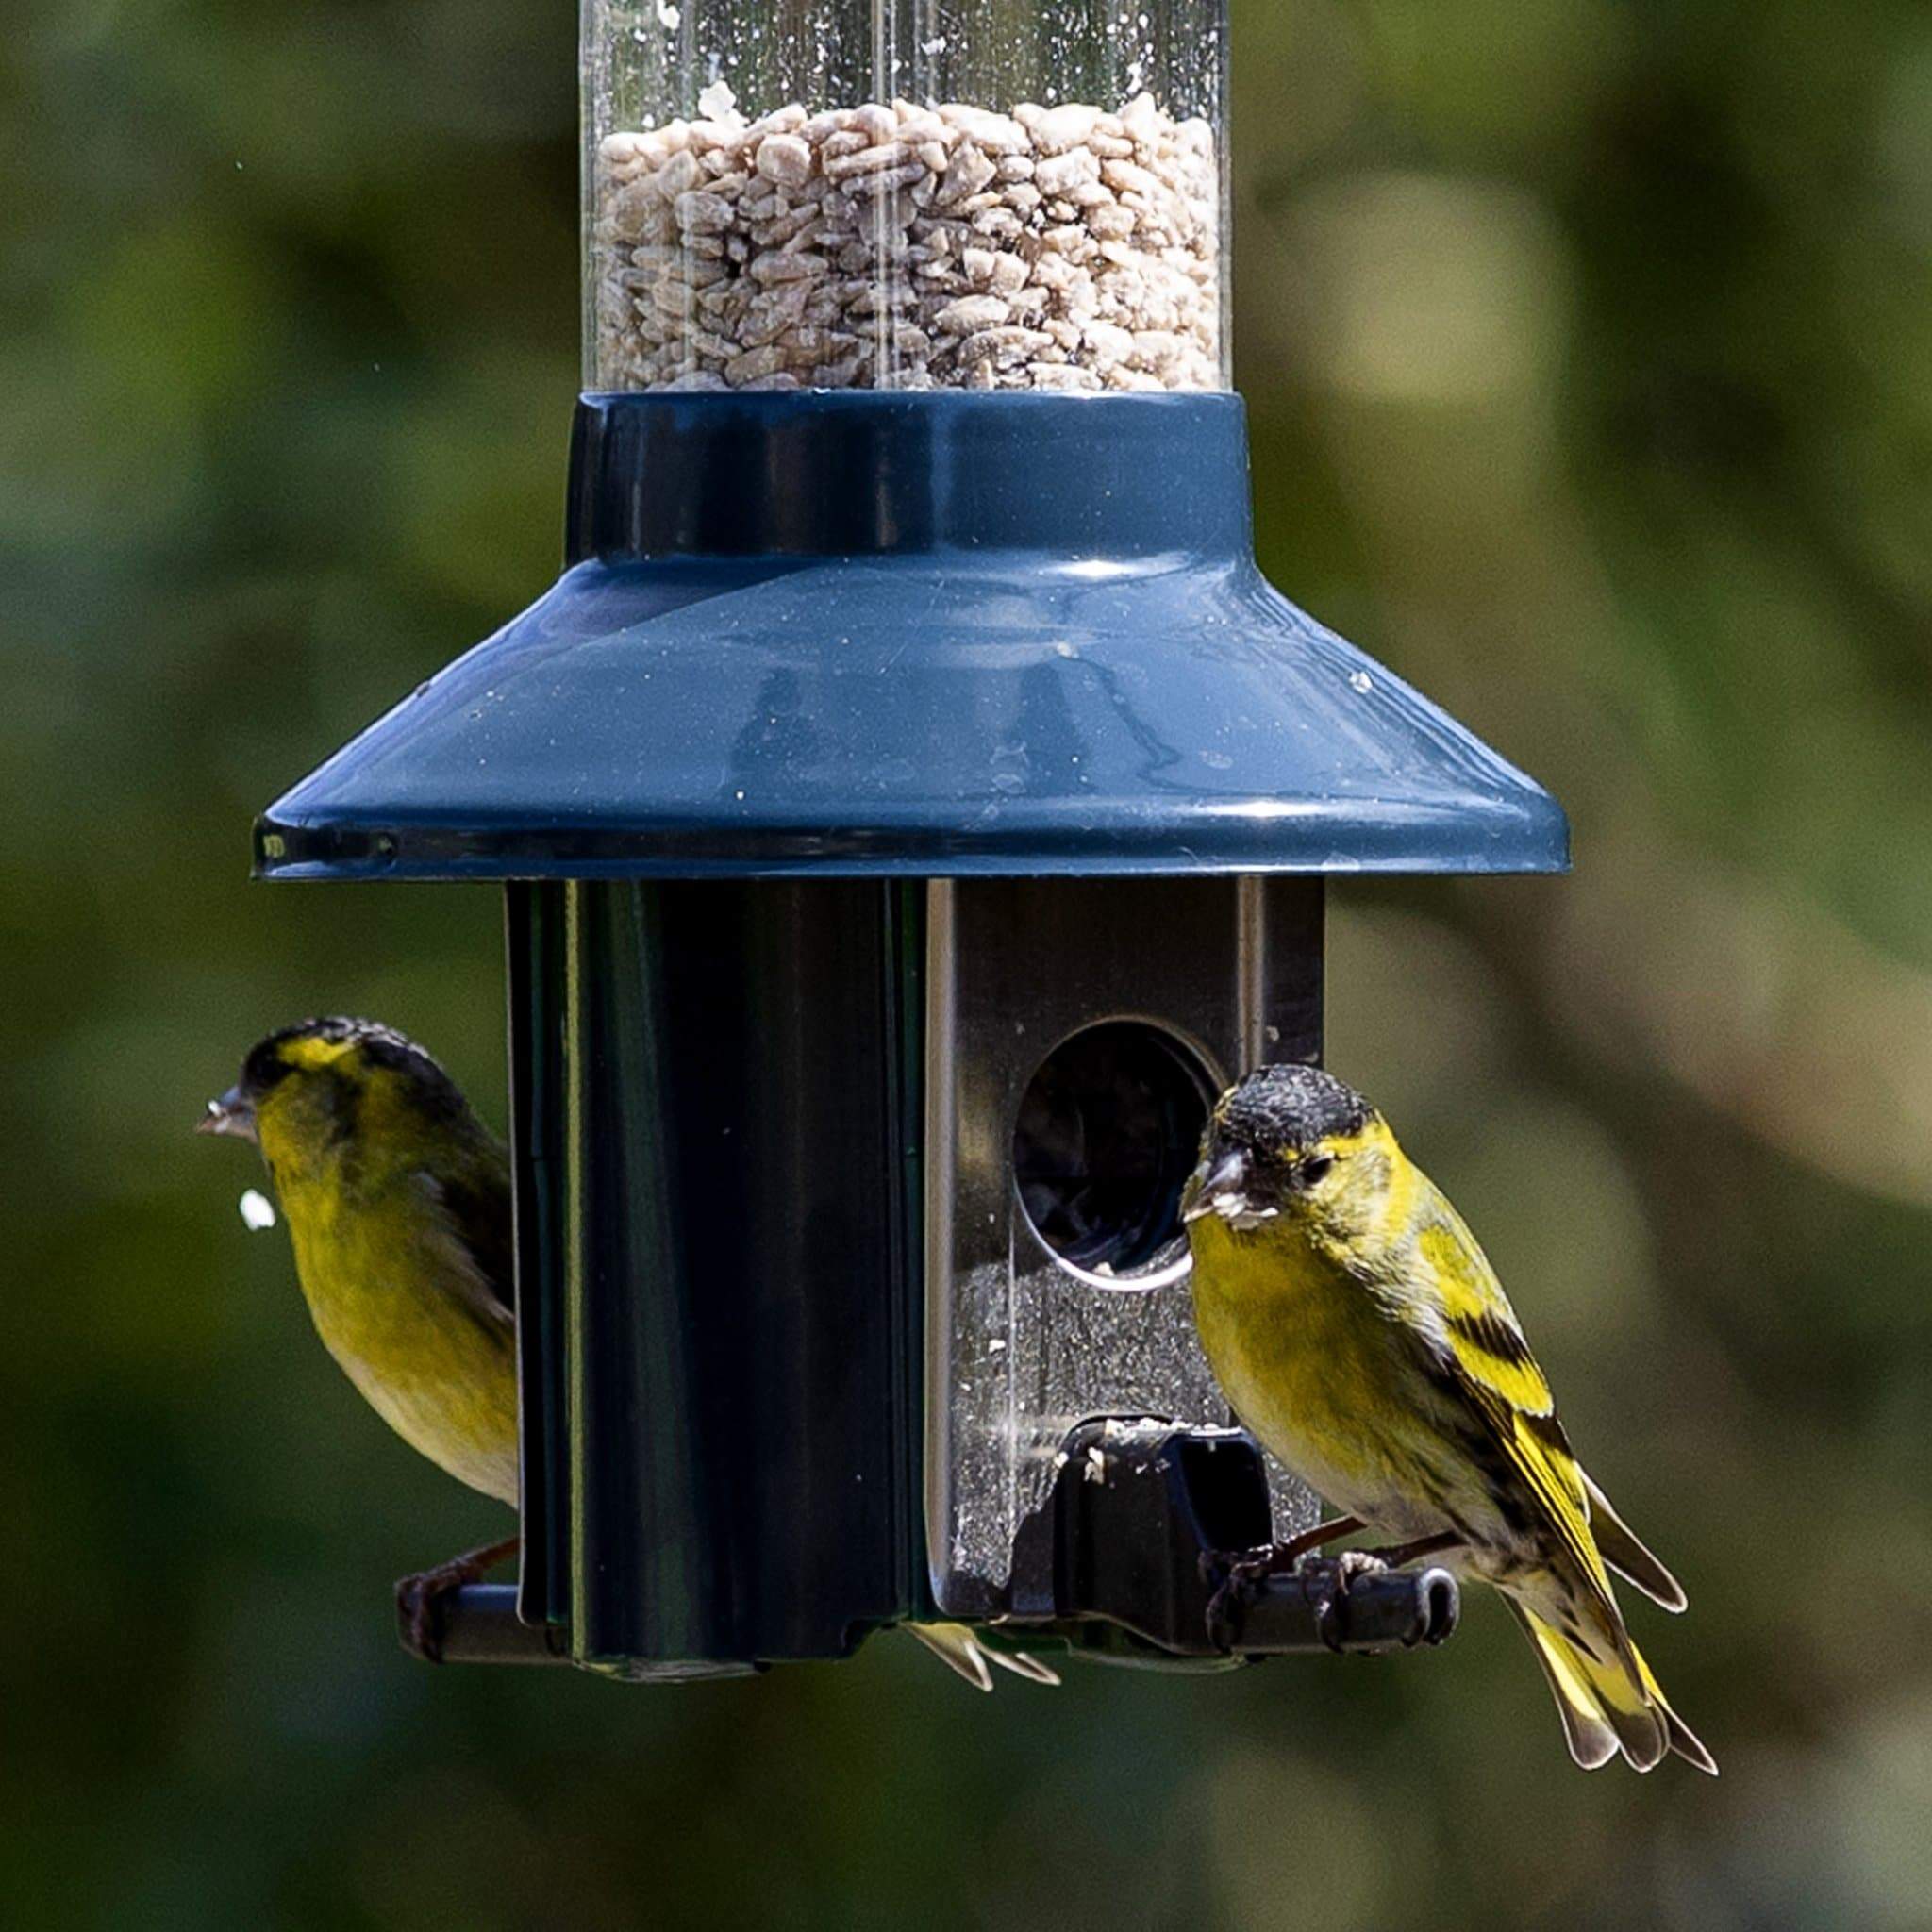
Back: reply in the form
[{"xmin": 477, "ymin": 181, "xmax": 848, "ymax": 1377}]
[
  {"xmin": 1299, "ymin": 1550, "xmax": 1391, "ymax": 1652},
  {"xmin": 1201, "ymin": 1544, "xmax": 1277, "ymax": 1652},
  {"xmin": 396, "ymin": 1534, "xmax": 521, "ymax": 1664},
  {"xmin": 1200, "ymin": 1512, "xmax": 1369, "ymax": 1650},
  {"xmin": 1195, "ymin": 1522, "xmax": 1470, "ymax": 1654},
  {"xmin": 1203, "ymin": 1545, "xmax": 1394, "ymax": 1653},
  {"xmin": 396, "ymin": 1562, "xmax": 474, "ymax": 1664}
]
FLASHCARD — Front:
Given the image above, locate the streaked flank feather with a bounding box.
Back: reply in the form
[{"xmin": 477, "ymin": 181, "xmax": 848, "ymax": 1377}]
[{"xmin": 1186, "ymin": 1062, "xmax": 1713, "ymax": 1774}]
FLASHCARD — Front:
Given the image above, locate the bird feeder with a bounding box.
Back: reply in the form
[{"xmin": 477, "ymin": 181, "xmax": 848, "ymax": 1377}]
[{"xmin": 255, "ymin": 0, "xmax": 1567, "ymax": 1679}]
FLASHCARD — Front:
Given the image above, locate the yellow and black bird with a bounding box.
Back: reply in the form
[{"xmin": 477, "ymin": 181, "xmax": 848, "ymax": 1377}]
[
  {"xmin": 1185, "ymin": 1062, "xmax": 1714, "ymax": 1774},
  {"xmin": 201, "ymin": 1015, "xmax": 1056, "ymax": 1689}
]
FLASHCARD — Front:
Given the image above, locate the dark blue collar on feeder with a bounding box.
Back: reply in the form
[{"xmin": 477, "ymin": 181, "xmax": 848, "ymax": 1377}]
[
  {"xmin": 255, "ymin": 389, "xmax": 1566, "ymax": 1683},
  {"xmin": 255, "ymin": 391, "xmax": 1567, "ymax": 882}
]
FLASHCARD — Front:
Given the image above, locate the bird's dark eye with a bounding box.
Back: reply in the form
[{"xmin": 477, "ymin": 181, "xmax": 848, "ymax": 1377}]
[
  {"xmin": 1300, "ymin": 1154, "xmax": 1335, "ymax": 1186},
  {"xmin": 242, "ymin": 1042, "xmax": 294, "ymax": 1097}
]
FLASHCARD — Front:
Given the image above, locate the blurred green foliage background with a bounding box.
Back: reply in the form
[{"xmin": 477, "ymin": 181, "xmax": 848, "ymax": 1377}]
[{"xmin": 7, "ymin": 0, "xmax": 1932, "ymax": 1924}]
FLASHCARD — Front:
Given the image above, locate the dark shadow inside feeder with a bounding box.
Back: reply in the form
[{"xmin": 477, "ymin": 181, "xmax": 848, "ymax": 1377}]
[{"xmin": 1012, "ymin": 1021, "xmax": 1214, "ymax": 1277}]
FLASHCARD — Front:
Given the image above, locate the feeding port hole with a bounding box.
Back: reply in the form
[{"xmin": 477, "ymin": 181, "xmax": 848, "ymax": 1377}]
[{"xmin": 1011, "ymin": 1021, "xmax": 1215, "ymax": 1282}]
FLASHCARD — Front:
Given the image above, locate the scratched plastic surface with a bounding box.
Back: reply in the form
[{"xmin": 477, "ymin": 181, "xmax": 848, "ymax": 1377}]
[{"xmin": 943, "ymin": 1248, "xmax": 1321, "ymax": 1601}]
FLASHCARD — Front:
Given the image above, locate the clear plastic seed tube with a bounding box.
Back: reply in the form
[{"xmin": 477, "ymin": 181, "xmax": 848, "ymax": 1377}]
[{"xmin": 583, "ymin": 0, "xmax": 1231, "ymax": 392}]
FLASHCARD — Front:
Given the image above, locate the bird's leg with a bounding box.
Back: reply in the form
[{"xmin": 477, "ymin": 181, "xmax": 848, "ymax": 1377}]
[
  {"xmin": 396, "ymin": 1533, "xmax": 521, "ymax": 1664},
  {"xmin": 1249, "ymin": 1514, "xmax": 1368, "ymax": 1574},
  {"xmin": 1204, "ymin": 1515, "xmax": 1364, "ymax": 1650}
]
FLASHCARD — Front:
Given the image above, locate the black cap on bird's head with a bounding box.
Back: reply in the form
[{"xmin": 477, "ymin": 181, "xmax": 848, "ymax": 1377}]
[
  {"xmin": 1217, "ymin": 1063, "xmax": 1373, "ymax": 1153},
  {"xmin": 1185, "ymin": 1063, "xmax": 1380, "ymax": 1229},
  {"xmin": 198, "ymin": 1016, "xmax": 467, "ymax": 1146}
]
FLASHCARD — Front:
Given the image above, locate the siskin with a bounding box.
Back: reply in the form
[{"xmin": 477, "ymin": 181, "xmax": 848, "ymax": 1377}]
[
  {"xmin": 1185, "ymin": 1062, "xmax": 1714, "ymax": 1774},
  {"xmin": 201, "ymin": 1015, "xmax": 1055, "ymax": 1690}
]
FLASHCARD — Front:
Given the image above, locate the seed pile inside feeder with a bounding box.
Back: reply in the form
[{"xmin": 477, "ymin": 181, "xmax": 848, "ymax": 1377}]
[{"xmin": 591, "ymin": 84, "xmax": 1221, "ymax": 392}]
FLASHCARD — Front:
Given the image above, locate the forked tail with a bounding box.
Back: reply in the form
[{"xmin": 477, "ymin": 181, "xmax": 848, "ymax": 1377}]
[
  {"xmin": 908, "ymin": 1621, "xmax": 1060, "ymax": 1691},
  {"xmin": 1507, "ymin": 1600, "xmax": 1716, "ymax": 1774}
]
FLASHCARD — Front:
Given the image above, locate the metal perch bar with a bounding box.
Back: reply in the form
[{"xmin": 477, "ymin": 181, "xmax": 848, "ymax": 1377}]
[{"xmin": 402, "ymin": 1584, "xmax": 572, "ymax": 1666}]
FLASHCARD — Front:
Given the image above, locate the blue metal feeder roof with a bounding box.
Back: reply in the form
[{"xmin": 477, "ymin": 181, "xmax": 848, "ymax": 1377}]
[{"xmin": 255, "ymin": 392, "xmax": 1568, "ymax": 881}]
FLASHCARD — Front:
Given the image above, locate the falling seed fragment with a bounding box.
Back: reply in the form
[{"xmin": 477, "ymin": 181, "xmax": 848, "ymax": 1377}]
[{"xmin": 239, "ymin": 1189, "xmax": 277, "ymax": 1231}]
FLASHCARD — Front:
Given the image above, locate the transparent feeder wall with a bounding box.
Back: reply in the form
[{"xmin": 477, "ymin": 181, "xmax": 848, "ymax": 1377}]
[
  {"xmin": 584, "ymin": 0, "xmax": 1231, "ymax": 391},
  {"xmin": 925, "ymin": 877, "xmax": 1324, "ymax": 1619}
]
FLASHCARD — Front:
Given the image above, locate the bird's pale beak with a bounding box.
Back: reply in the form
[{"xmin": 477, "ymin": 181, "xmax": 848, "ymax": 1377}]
[
  {"xmin": 1182, "ymin": 1144, "xmax": 1249, "ymax": 1223},
  {"xmin": 198, "ymin": 1086, "xmax": 258, "ymax": 1143}
]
